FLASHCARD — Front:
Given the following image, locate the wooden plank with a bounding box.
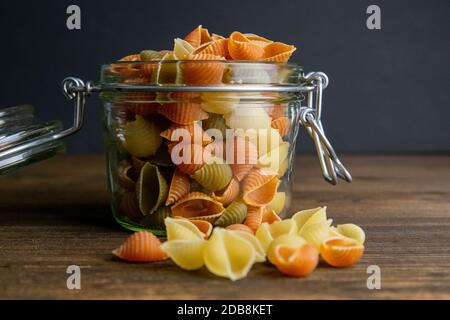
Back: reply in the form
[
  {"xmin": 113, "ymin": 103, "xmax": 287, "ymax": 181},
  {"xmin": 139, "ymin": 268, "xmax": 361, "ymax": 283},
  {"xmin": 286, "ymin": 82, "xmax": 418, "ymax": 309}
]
[{"xmin": 0, "ymin": 154, "xmax": 449, "ymax": 299}]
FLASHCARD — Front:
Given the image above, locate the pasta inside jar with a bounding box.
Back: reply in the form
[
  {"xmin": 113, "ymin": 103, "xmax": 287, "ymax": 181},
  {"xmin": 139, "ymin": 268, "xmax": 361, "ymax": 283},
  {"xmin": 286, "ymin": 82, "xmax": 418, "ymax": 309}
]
[{"xmin": 100, "ymin": 61, "xmax": 303, "ymax": 235}]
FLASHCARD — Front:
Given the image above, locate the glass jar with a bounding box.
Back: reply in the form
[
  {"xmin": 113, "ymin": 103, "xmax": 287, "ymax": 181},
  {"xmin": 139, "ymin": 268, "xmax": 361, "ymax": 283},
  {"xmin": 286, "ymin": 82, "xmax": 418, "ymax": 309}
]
[{"xmin": 0, "ymin": 60, "xmax": 352, "ymax": 236}]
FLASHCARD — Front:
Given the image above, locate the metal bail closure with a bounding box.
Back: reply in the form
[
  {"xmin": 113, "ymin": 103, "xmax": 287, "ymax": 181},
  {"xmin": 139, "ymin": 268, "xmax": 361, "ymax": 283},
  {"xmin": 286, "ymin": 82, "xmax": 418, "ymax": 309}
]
[
  {"xmin": 299, "ymin": 72, "xmax": 352, "ymax": 185},
  {"xmin": 0, "ymin": 78, "xmax": 89, "ymax": 176}
]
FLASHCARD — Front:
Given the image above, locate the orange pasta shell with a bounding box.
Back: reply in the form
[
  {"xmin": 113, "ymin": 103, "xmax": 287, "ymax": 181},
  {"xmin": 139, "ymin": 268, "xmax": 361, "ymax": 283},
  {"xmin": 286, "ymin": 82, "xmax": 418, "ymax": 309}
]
[
  {"xmin": 242, "ymin": 169, "xmax": 279, "ymax": 207},
  {"xmin": 112, "ymin": 231, "xmax": 168, "ymax": 262},
  {"xmin": 194, "ymin": 38, "xmax": 229, "ymax": 58},
  {"xmin": 243, "ymin": 206, "xmax": 263, "ymax": 234},
  {"xmin": 262, "ymin": 206, "xmax": 282, "ymax": 224},
  {"xmin": 211, "ymin": 177, "xmax": 240, "ymax": 206},
  {"xmin": 273, "ymin": 244, "xmax": 319, "ymax": 277},
  {"xmin": 228, "ymin": 32, "xmax": 264, "ymax": 60},
  {"xmin": 166, "ymin": 169, "xmax": 190, "ymax": 206},
  {"xmin": 263, "ymin": 42, "xmax": 296, "ymax": 62},
  {"xmin": 320, "ymin": 238, "xmax": 364, "ymax": 268},
  {"xmin": 171, "ymin": 192, "xmax": 224, "ymax": 220}
]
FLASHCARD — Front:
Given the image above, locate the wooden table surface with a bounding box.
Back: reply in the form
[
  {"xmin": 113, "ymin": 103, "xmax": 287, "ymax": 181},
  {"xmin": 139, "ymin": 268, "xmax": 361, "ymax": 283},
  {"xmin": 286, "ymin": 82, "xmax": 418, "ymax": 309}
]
[{"xmin": 0, "ymin": 154, "xmax": 449, "ymax": 299}]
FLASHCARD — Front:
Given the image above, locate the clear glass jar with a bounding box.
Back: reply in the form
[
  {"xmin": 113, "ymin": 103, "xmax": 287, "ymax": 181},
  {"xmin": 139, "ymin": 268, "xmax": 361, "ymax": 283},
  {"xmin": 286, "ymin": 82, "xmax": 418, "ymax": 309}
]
[
  {"xmin": 100, "ymin": 61, "xmax": 304, "ymax": 235},
  {"xmin": 0, "ymin": 61, "xmax": 351, "ymax": 235}
]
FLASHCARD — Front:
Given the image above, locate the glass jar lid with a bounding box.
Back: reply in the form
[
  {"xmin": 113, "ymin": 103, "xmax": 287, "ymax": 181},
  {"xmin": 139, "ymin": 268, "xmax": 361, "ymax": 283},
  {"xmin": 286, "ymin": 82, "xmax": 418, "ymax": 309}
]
[{"xmin": 0, "ymin": 105, "xmax": 66, "ymax": 175}]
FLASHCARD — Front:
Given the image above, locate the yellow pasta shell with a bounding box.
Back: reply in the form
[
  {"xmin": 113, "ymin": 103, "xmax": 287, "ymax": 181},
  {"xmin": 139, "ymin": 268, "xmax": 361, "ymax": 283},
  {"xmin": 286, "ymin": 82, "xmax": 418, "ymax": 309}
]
[
  {"xmin": 203, "ymin": 228, "xmax": 256, "ymax": 281},
  {"xmin": 191, "ymin": 161, "xmax": 233, "ymax": 191},
  {"xmin": 201, "ymin": 92, "xmax": 238, "ymax": 114},
  {"xmin": 227, "ymin": 230, "xmax": 266, "ymax": 263},
  {"xmin": 161, "ymin": 239, "xmax": 206, "ymax": 270},
  {"xmin": 336, "ymin": 224, "xmax": 366, "ymax": 245},
  {"xmin": 173, "ymin": 38, "xmax": 195, "ymax": 59},
  {"xmin": 124, "ymin": 115, "xmax": 162, "ymax": 157},
  {"xmin": 164, "ymin": 217, "xmax": 204, "ymax": 241},
  {"xmin": 292, "ymin": 206, "xmax": 328, "ymax": 232},
  {"xmin": 136, "ymin": 163, "xmax": 168, "ymax": 215},
  {"xmin": 224, "ymin": 107, "xmax": 271, "ymax": 131},
  {"xmin": 269, "ymin": 219, "xmax": 297, "ymax": 239}
]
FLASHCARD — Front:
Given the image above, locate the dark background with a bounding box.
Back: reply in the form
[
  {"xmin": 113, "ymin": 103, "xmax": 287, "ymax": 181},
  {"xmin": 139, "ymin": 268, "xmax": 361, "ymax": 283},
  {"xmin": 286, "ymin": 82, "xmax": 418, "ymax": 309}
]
[{"xmin": 1, "ymin": 0, "xmax": 449, "ymax": 153}]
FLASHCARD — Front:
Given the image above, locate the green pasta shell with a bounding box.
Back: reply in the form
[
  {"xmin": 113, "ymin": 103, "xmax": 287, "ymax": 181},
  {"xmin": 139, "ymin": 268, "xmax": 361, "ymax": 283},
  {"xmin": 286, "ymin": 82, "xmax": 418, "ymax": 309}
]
[
  {"xmin": 214, "ymin": 200, "xmax": 248, "ymax": 227},
  {"xmin": 140, "ymin": 206, "xmax": 171, "ymax": 229},
  {"xmin": 202, "ymin": 112, "xmax": 228, "ymax": 136},
  {"xmin": 191, "ymin": 161, "xmax": 232, "ymax": 191},
  {"xmin": 136, "ymin": 163, "xmax": 168, "ymax": 215}
]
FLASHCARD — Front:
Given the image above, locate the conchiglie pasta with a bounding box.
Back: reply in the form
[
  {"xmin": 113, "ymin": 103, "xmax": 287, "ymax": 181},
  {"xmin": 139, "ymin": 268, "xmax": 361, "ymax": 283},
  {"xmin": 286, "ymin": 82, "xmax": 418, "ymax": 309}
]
[
  {"xmin": 161, "ymin": 239, "xmax": 207, "ymax": 270},
  {"xmin": 203, "ymin": 228, "xmax": 256, "ymax": 281},
  {"xmin": 171, "ymin": 192, "xmax": 224, "ymax": 221},
  {"xmin": 228, "ymin": 31, "xmax": 264, "ymax": 60},
  {"xmin": 298, "ymin": 220, "xmax": 332, "ymax": 250},
  {"xmin": 165, "ymin": 169, "xmax": 190, "ymax": 206},
  {"xmin": 214, "ymin": 200, "xmax": 248, "ymax": 227},
  {"xmin": 124, "ymin": 115, "xmax": 162, "ymax": 157},
  {"xmin": 243, "ymin": 206, "xmax": 263, "ymax": 234},
  {"xmin": 201, "ymin": 92, "xmax": 238, "ymax": 114},
  {"xmin": 112, "ymin": 231, "xmax": 168, "ymax": 262},
  {"xmin": 224, "ymin": 107, "xmax": 271, "ymax": 131},
  {"xmin": 173, "ymin": 38, "xmax": 195, "ymax": 59},
  {"xmin": 263, "ymin": 42, "xmax": 296, "ymax": 62},
  {"xmin": 136, "ymin": 163, "xmax": 168, "ymax": 215},
  {"xmin": 164, "ymin": 217, "xmax": 204, "ymax": 241},
  {"xmin": 242, "ymin": 169, "xmax": 279, "ymax": 207},
  {"xmin": 191, "ymin": 160, "xmax": 233, "ymax": 191},
  {"xmin": 268, "ymin": 192, "xmax": 286, "ymax": 215},
  {"xmin": 212, "ymin": 177, "xmax": 240, "ymax": 206},
  {"xmin": 183, "ymin": 53, "xmax": 225, "ymax": 85}
]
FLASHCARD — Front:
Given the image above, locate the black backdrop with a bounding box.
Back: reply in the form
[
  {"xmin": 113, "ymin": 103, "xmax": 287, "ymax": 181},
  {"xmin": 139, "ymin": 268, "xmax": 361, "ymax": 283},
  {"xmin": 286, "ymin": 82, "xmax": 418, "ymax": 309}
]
[{"xmin": 1, "ymin": 0, "xmax": 449, "ymax": 153}]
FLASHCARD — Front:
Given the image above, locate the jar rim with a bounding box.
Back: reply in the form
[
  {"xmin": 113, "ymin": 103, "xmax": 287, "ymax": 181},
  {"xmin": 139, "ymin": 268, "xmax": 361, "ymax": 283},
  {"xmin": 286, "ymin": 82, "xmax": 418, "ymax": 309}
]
[{"xmin": 103, "ymin": 60, "xmax": 302, "ymax": 68}]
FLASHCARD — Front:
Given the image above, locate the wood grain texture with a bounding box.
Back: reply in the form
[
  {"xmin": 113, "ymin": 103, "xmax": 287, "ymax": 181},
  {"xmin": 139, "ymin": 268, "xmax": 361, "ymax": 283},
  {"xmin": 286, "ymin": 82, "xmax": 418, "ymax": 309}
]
[{"xmin": 0, "ymin": 154, "xmax": 449, "ymax": 299}]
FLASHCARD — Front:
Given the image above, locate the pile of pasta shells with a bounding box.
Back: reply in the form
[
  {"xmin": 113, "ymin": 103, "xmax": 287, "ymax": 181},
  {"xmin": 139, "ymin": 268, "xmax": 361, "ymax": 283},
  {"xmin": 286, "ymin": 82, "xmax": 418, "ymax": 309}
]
[
  {"xmin": 113, "ymin": 207, "xmax": 366, "ymax": 280},
  {"xmin": 114, "ymin": 25, "xmax": 296, "ymax": 232}
]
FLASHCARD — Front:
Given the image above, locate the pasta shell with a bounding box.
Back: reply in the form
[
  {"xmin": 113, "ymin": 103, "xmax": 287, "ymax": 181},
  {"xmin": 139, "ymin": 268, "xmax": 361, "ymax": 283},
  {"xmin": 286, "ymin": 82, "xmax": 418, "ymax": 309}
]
[
  {"xmin": 225, "ymin": 224, "xmax": 254, "ymax": 234},
  {"xmin": 161, "ymin": 239, "xmax": 207, "ymax": 270},
  {"xmin": 151, "ymin": 53, "xmax": 183, "ymax": 85},
  {"xmin": 112, "ymin": 231, "xmax": 168, "ymax": 262},
  {"xmin": 257, "ymin": 141, "xmax": 290, "ymax": 177},
  {"xmin": 164, "ymin": 217, "xmax": 204, "ymax": 241},
  {"xmin": 261, "ymin": 206, "xmax": 282, "ymax": 224},
  {"xmin": 125, "ymin": 103, "xmax": 160, "ymax": 117},
  {"xmin": 140, "ymin": 50, "xmax": 165, "ymax": 61},
  {"xmin": 173, "ymin": 38, "xmax": 195, "ymax": 59},
  {"xmin": 118, "ymin": 161, "xmax": 137, "ymax": 190},
  {"xmin": 228, "ymin": 32, "xmax": 264, "ymax": 60},
  {"xmin": 214, "ymin": 200, "xmax": 248, "ymax": 227},
  {"xmin": 201, "ymin": 92, "xmax": 239, "ymax": 114},
  {"xmin": 194, "ymin": 38, "xmax": 229, "ymax": 57},
  {"xmin": 299, "ymin": 221, "xmax": 332, "ymax": 250},
  {"xmin": 224, "ymin": 107, "xmax": 271, "ymax": 131},
  {"xmin": 271, "ymin": 116, "xmax": 291, "ymax": 137},
  {"xmin": 320, "ymin": 237, "xmax": 364, "ymax": 268},
  {"xmin": 184, "ymin": 25, "xmax": 210, "ymax": 48},
  {"xmin": 272, "ymin": 244, "xmax": 319, "ymax": 277},
  {"xmin": 140, "ymin": 50, "xmax": 163, "ymax": 78},
  {"xmin": 124, "ymin": 115, "xmax": 162, "ymax": 157},
  {"xmin": 227, "ymin": 230, "xmax": 266, "ymax": 262},
  {"xmin": 140, "ymin": 206, "xmax": 171, "ymax": 229},
  {"xmin": 119, "ymin": 191, "xmax": 143, "ymax": 222},
  {"xmin": 242, "ymin": 169, "xmax": 279, "ymax": 207},
  {"xmin": 268, "ymin": 192, "xmax": 286, "ymax": 215},
  {"xmin": 159, "ymin": 103, "xmax": 209, "ymax": 125},
  {"xmin": 183, "ymin": 53, "xmax": 225, "ymax": 85},
  {"xmin": 267, "ymin": 234, "xmax": 306, "ymax": 264},
  {"xmin": 212, "ymin": 177, "xmax": 240, "ymax": 206},
  {"xmin": 203, "ymin": 228, "xmax": 256, "ymax": 281},
  {"xmin": 243, "ymin": 206, "xmax": 263, "ymax": 234},
  {"xmin": 269, "ymin": 219, "xmax": 297, "ymax": 238},
  {"xmin": 335, "ymin": 224, "xmax": 366, "ymax": 245},
  {"xmin": 292, "ymin": 206, "xmax": 328, "ymax": 232},
  {"xmin": 191, "ymin": 160, "xmax": 233, "ymax": 191},
  {"xmin": 136, "ymin": 163, "xmax": 168, "ymax": 215},
  {"xmin": 202, "ymin": 113, "xmax": 229, "ymax": 138},
  {"xmin": 171, "ymin": 192, "xmax": 224, "ymax": 220},
  {"xmin": 165, "ymin": 169, "xmax": 190, "ymax": 206},
  {"xmin": 263, "ymin": 42, "xmax": 297, "ymax": 62},
  {"xmin": 160, "ymin": 122, "xmax": 212, "ymax": 145}
]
